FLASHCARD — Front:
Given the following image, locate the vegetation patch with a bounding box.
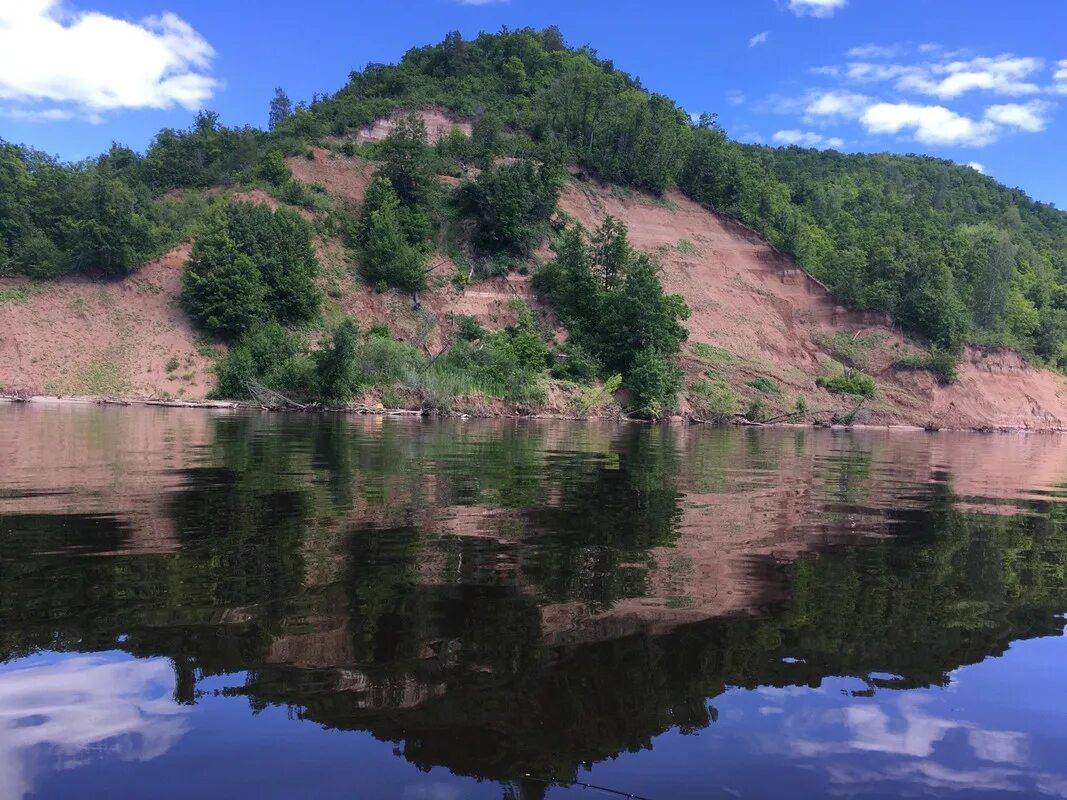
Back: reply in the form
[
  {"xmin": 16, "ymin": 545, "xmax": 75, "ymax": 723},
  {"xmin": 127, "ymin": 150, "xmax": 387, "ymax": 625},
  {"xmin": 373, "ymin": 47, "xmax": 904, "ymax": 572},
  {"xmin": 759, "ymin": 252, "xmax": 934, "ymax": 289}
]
[
  {"xmin": 817, "ymin": 369, "xmax": 877, "ymax": 398},
  {"xmin": 892, "ymin": 347, "xmax": 959, "ymax": 384},
  {"xmin": 746, "ymin": 376, "xmax": 781, "ymax": 396},
  {"xmin": 817, "ymin": 332, "xmax": 883, "ymax": 370}
]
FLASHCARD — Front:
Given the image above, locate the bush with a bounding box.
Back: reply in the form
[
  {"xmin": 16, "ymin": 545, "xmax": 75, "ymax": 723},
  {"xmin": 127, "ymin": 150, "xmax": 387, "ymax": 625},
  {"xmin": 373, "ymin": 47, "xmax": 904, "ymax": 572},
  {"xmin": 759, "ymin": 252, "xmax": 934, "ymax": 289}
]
[
  {"xmin": 627, "ymin": 347, "xmax": 683, "ymax": 418},
  {"xmin": 817, "ymin": 369, "xmax": 876, "ymax": 398},
  {"xmin": 746, "ymin": 376, "xmax": 781, "ymax": 396},
  {"xmin": 745, "ymin": 398, "xmax": 767, "ymax": 422},
  {"xmin": 182, "ymin": 201, "xmax": 319, "ymax": 340},
  {"xmin": 213, "ymin": 322, "xmax": 311, "ymax": 400},
  {"xmin": 457, "ymin": 159, "xmax": 562, "ymax": 256},
  {"xmin": 255, "ymin": 150, "xmax": 290, "ymax": 186},
  {"xmin": 689, "ymin": 378, "xmax": 738, "ymax": 422},
  {"xmin": 893, "ymin": 346, "xmax": 958, "ymax": 384},
  {"xmin": 550, "ymin": 342, "xmax": 601, "ymax": 382},
  {"xmin": 358, "ymin": 177, "xmax": 427, "ymax": 293},
  {"xmin": 314, "ymin": 319, "xmax": 362, "ymax": 403}
]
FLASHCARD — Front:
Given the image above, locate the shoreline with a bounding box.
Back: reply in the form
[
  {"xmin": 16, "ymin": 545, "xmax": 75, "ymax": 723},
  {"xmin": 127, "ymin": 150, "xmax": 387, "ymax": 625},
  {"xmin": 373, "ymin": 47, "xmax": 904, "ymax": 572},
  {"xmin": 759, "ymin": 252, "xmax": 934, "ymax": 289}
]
[{"xmin": 2, "ymin": 394, "xmax": 1062, "ymax": 434}]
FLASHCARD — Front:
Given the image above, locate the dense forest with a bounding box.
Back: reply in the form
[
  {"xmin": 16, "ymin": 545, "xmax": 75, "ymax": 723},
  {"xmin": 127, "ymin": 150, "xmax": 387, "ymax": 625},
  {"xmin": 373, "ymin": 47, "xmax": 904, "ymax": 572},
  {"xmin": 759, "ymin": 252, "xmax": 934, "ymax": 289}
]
[{"xmin": 2, "ymin": 26, "xmax": 1066, "ymax": 409}]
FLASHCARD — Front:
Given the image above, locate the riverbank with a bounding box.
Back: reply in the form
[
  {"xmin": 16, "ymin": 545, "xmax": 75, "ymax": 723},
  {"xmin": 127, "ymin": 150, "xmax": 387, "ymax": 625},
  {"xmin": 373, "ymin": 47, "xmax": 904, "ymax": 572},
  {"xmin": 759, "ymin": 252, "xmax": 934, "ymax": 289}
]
[{"xmin": 5, "ymin": 393, "xmax": 1063, "ymax": 433}]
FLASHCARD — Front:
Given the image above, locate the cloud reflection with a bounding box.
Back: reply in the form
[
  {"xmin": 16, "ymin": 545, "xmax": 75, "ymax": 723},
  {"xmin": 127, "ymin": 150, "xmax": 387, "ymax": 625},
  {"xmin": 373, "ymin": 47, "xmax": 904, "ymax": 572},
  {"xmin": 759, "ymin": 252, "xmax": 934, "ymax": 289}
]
[{"xmin": 0, "ymin": 654, "xmax": 190, "ymax": 800}]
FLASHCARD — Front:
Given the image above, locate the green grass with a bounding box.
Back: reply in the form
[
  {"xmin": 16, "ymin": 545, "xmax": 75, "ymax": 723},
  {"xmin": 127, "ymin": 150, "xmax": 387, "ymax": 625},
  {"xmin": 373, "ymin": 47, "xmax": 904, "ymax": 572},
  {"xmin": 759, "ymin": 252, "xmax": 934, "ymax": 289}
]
[
  {"xmin": 692, "ymin": 342, "xmax": 735, "ymax": 366},
  {"xmin": 0, "ymin": 287, "xmax": 29, "ymax": 303},
  {"xmin": 676, "ymin": 239, "xmax": 698, "ymax": 255},
  {"xmin": 817, "ymin": 332, "xmax": 883, "ymax": 370},
  {"xmin": 746, "ymin": 376, "xmax": 781, "ymax": 396},
  {"xmin": 817, "ymin": 370, "xmax": 876, "ymax": 398}
]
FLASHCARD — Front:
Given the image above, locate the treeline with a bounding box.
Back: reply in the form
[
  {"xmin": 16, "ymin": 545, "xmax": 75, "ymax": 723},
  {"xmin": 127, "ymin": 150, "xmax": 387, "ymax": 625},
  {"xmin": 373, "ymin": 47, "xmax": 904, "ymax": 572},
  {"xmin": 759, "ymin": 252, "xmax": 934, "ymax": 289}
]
[{"xmin": 303, "ymin": 27, "xmax": 1066, "ymax": 364}]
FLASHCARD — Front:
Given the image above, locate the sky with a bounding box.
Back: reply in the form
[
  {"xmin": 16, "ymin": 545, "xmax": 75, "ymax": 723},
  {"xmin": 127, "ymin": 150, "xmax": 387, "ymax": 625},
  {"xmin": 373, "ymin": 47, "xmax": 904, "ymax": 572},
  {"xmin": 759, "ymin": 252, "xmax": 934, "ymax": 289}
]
[{"xmin": 1, "ymin": 0, "xmax": 1065, "ymax": 207}]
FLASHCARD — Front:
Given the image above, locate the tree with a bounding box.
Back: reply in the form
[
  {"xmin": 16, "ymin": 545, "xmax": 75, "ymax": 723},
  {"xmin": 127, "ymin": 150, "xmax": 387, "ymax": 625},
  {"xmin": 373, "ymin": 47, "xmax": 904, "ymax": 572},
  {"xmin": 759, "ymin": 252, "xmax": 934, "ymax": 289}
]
[
  {"xmin": 181, "ymin": 201, "xmax": 319, "ymax": 340},
  {"xmin": 359, "ymin": 177, "xmax": 427, "ymax": 294},
  {"xmin": 380, "ymin": 112, "xmax": 436, "ymax": 209},
  {"xmin": 458, "ymin": 160, "xmax": 562, "ymax": 256},
  {"xmin": 269, "ymin": 88, "xmax": 293, "ymax": 131},
  {"xmin": 314, "ymin": 318, "xmax": 362, "ymax": 403}
]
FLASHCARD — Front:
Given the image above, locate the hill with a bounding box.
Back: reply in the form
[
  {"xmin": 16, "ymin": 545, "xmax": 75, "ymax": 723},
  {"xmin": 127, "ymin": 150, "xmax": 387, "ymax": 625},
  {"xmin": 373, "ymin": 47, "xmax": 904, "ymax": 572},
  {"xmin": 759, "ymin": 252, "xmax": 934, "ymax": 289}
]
[{"xmin": 2, "ymin": 28, "xmax": 1066, "ymax": 428}]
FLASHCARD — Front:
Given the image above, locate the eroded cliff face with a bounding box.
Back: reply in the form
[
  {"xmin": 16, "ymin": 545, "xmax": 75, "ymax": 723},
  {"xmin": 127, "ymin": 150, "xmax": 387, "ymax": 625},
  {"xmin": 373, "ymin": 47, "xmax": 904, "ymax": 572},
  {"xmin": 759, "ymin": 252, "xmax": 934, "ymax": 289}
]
[{"xmin": 3, "ymin": 113, "xmax": 1066, "ymax": 428}]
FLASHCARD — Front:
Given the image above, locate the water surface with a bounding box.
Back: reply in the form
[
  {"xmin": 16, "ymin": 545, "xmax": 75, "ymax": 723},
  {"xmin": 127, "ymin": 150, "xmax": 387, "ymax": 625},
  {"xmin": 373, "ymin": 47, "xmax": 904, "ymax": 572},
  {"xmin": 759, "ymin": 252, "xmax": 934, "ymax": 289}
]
[{"xmin": 1, "ymin": 405, "xmax": 1066, "ymax": 799}]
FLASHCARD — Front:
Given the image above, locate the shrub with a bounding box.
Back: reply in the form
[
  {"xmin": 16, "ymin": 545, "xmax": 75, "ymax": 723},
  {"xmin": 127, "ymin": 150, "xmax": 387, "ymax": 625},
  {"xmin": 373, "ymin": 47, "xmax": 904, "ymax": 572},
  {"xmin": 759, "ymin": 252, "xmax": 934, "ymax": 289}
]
[
  {"xmin": 627, "ymin": 347, "xmax": 683, "ymax": 418},
  {"xmin": 893, "ymin": 346, "xmax": 959, "ymax": 384},
  {"xmin": 255, "ymin": 150, "xmax": 290, "ymax": 186},
  {"xmin": 314, "ymin": 318, "xmax": 362, "ymax": 403},
  {"xmin": 165, "ymin": 356, "xmax": 180, "ymax": 373},
  {"xmin": 746, "ymin": 376, "xmax": 781, "ymax": 395},
  {"xmin": 181, "ymin": 201, "xmax": 319, "ymax": 340},
  {"xmin": 358, "ymin": 177, "xmax": 427, "ymax": 293},
  {"xmin": 689, "ymin": 378, "xmax": 738, "ymax": 422},
  {"xmin": 817, "ymin": 369, "xmax": 876, "ymax": 398},
  {"xmin": 213, "ymin": 322, "xmax": 311, "ymax": 400},
  {"xmin": 745, "ymin": 398, "xmax": 767, "ymax": 422},
  {"xmin": 457, "ymin": 159, "xmax": 562, "ymax": 256},
  {"xmin": 550, "ymin": 342, "xmax": 601, "ymax": 382}
]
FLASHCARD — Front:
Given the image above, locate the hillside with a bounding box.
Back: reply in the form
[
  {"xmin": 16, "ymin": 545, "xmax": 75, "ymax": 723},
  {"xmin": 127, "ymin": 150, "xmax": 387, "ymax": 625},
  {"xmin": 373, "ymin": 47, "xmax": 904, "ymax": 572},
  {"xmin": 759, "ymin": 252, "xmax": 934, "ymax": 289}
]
[
  {"xmin": 4, "ymin": 134, "xmax": 1067, "ymax": 429},
  {"xmin": 1, "ymin": 27, "xmax": 1066, "ymax": 427}
]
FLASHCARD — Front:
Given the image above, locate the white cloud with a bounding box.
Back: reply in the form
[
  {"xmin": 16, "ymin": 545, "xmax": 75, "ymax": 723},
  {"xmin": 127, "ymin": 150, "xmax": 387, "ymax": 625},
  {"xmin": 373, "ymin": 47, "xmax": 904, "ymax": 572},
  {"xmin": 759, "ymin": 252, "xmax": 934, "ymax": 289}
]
[
  {"xmin": 1052, "ymin": 59, "xmax": 1067, "ymax": 95},
  {"xmin": 787, "ymin": 0, "xmax": 848, "ymax": 17},
  {"xmin": 726, "ymin": 90, "xmax": 746, "ymax": 106},
  {"xmin": 773, "ymin": 129, "xmax": 845, "ymax": 149},
  {"xmin": 803, "ymin": 90, "xmax": 872, "ymax": 120},
  {"xmin": 0, "ymin": 0, "xmax": 217, "ymax": 121},
  {"xmin": 848, "ymin": 43, "xmax": 903, "ymax": 59},
  {"xmin": 861, "ymin": 102, "xmax": 999, "ymax": 146},
  {"xmin": 0, "ymin": 655, "xmax": 190, "ymax": 799},
  {"xmin": 967, "ymin": 161, "xmax": 986, "ymax": 173},
  {"xmin": 749, "ymin": 31, "xmax": 770, "ymax": 48},
  {"xmin": 898, "ymin": 55, "xmax": 1044, "ymax": 100},
  {"xmin": 984, "ymin": 100, "xmax": 1052, "ymax": 132}
]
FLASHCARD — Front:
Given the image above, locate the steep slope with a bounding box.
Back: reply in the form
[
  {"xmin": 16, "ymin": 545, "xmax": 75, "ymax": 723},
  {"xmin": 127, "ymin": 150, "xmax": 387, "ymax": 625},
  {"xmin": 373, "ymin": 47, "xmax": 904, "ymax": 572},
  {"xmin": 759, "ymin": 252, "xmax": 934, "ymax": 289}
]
[
  {"xmin": 3, "ymin": 132, "xmax": 1066, "ymax": 428},
  {"xmin": 557, "ymin": 174, "xmax": 1067, "ymax": 429}
]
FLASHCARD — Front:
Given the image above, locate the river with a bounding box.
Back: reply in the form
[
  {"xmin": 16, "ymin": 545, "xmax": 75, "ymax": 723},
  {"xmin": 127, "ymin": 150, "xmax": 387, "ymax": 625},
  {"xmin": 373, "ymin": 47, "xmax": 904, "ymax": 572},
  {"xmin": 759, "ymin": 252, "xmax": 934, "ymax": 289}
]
[{"xmin": 1, "ymin": 404, "xmax": 1065, "ymax": 799}]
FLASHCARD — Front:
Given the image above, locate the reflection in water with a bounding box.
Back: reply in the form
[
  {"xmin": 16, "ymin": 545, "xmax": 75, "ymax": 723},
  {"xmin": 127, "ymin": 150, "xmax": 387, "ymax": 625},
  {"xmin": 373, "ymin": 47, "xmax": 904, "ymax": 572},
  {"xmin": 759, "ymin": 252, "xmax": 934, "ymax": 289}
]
[
  {"xmin": 0, "ymin": 655, "xmax": 189, "ymax": 800},
  {"xmin": 1, "ymin": 404, "xmax": 1067, "ymax": 799}
]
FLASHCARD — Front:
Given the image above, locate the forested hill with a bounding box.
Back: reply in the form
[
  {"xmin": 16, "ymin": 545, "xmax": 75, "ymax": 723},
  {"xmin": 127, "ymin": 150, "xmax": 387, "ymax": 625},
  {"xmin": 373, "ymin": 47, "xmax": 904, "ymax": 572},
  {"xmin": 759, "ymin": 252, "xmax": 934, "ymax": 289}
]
[{"xmin": 2, "ymin": 25, "xmax": 1066, "ymax": 371}]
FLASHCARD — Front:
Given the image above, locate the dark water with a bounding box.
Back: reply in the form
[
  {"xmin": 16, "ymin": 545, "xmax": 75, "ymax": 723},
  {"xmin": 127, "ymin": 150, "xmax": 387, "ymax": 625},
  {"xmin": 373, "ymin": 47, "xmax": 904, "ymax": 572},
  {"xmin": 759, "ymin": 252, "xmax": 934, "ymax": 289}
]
[{"xmin": 1, "ymin": 405, "xmax": 1066, "ymax": 800}]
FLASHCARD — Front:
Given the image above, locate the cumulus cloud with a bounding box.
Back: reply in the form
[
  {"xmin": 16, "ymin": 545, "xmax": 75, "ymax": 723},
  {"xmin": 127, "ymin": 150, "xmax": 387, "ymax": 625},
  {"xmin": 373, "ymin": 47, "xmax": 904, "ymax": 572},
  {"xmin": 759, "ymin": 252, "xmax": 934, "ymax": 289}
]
[
  {"xmin": 749, "ymin": 31, "xmax": 770, "ymax": 48},
  {"xmin": 860, "ymin": 103, "xmax": 998, "ymax": 146},
  {"xmin": 967, "ymin": 161, "xmax": 986, "ymax": 173},
  {"xmin": 803, "ymin": 90, "xmax": 872, "ymax": 120},
  {"xmin": 773, "ymin": 129, "xmax": 845, "ymax": 149},
  {"xmin": 847, "ymin": 43, "xmax": 904, "ymax": 59},
  {"xmin": 0, "ymin": 0, "xmax": 217, "ymax": 122},
  {"xmin": 787, "ymin": 0, "xmax": 848, "ymax": 17},
  {"xmin": 1052, "ymin": 60, "xmax": 1067, "ymax": 95},
  {"xmin": 984, "ymin": 100, "xmax": 1052, "ymax": 132},
  {"xmin": 897, "ymin": 55, "xmax": 1044, "ymax": 100}
]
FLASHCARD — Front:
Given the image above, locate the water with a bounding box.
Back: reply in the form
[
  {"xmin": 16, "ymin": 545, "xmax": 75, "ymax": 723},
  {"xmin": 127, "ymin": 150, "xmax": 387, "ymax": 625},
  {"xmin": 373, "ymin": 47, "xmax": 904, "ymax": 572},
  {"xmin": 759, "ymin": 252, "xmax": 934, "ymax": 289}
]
[{"xmin": 1, "ymin": 405, "xmax": 1066, "ymax": 800}]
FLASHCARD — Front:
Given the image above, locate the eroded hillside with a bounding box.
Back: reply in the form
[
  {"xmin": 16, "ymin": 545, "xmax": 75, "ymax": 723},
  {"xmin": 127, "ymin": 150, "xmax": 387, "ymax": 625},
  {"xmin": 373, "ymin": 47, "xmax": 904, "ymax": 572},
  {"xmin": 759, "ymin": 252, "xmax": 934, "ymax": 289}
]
[{"xmin": 3, "ymin": 129, "xmax": 1066, "ymax": 429}]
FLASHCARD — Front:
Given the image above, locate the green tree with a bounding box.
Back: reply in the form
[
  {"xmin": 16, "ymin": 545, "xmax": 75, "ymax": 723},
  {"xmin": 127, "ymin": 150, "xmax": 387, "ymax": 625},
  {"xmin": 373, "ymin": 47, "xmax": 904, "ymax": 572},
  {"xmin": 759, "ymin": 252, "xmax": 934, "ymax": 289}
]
[
  {"xmin": 359, "ymin": 177, "xmax": 427, "ymax": 293},
  {"xmin": 314, "ymin": 318, "xmax": 362, "ymax": 403},
  {"xmin": 269, "ymin": 88, "xmax": 293, "ymax": 131}
]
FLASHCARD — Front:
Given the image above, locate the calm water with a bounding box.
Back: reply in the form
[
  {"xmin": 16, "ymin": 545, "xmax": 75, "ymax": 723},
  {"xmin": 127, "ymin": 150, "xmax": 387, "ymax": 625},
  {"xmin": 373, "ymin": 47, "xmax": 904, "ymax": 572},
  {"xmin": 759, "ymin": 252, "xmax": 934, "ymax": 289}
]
[{"xmin": 1, "ymin": 405, "xmax": 1066, "ymax": 800}]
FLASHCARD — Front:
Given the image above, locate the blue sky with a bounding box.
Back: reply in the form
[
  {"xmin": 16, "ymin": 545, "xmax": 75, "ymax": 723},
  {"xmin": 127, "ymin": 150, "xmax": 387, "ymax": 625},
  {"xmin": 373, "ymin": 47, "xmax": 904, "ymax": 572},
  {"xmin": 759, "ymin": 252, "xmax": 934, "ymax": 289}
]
[{"xmin": 1, "ymin": 0, "xmax": 1065, "ymax": 206}]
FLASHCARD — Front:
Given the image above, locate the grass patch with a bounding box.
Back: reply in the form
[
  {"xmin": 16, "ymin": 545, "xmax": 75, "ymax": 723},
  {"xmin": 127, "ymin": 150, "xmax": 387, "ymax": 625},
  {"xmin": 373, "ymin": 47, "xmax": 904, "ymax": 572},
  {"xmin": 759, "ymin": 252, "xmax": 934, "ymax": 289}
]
[
  {"xmin": 165, "ymin": 356, "xmax": 180, "ymax": 372},
  {"xmin": 676, "ymin": 239, "xmax": 698, "ymax": 256},
  {"xmin": 0, "ymin": 287, "xmax": 29, "ymax": 303},
  {"xmin": 817, "ymin": 332, "xmax": 883, "ymax": 369},
  {"xmin": 746, "ymin": 376, "xmax": 781, "ymax": 396},
  {"xmin": 692, "ymin": 342, "xmax": 734, "ymax": 367},
  {"xmin": 688, "ymin": 378, "xmax": 738, "ymax": 422},
  {"xmin": 892, "ymin": 346, "xmax": 958, "ymax": 384},
  {"xmin": 817, "ymin": 369, "xmax": 876, "ymax": 398}
]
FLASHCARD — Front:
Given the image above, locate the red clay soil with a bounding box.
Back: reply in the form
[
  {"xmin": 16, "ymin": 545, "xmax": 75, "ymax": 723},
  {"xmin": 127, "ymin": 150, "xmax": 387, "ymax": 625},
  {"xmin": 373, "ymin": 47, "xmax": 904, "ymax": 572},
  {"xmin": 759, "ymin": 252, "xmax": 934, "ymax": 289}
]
[
  {"xmin": 0, "ymin": 244, "xmax": 215, "ymax": 399},
  {"xmin": 4, "ymin": 139, "xmax": 1067, "ymax": 428},
  {"xmin": 348, "ymin": 106, "xmax": 472, "ymax": 145},
  {"xmin": 557, "ymin": 177, "xmax": 1067, "ymax": 429},
  {"xmin": 287, "ymin": 148, "xmax": 376, "ymax": 203}
]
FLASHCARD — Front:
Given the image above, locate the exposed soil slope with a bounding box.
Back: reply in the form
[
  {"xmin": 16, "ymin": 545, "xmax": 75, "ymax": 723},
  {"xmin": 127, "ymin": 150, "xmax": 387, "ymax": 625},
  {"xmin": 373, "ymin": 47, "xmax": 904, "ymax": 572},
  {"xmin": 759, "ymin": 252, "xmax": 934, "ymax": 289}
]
[
  {"xmin": 558, "ymin": 176, "xmax": 1067, "ymax": 429},
  {"xmin": 0, "ymin": 244, "xmax": 213, "ymax": 399},
  {"xmin": 3, "ymin": 138, "xmax": 1066, "ymax": 428}
]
